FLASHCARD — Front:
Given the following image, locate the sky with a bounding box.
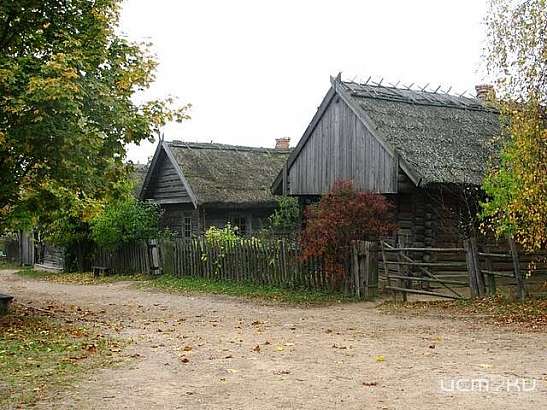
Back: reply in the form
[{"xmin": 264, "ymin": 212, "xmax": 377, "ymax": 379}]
[{"xmin": 120, "ymin": 0, "xmax": 490, "ymax": 164}]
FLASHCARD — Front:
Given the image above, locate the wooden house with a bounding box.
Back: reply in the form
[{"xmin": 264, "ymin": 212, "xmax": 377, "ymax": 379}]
[
  {"xmin": 272, "ymin": 75, "xmax": 501, "ymax": 247},
  {"xmin": 140, "ymin": 140, "xmax": 291, "ymax": 237}
]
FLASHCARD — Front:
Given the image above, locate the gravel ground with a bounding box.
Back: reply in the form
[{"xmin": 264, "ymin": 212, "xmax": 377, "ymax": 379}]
[{"xmin": 1, "ymin": 270, "xmax": 545, "ymax": 409}]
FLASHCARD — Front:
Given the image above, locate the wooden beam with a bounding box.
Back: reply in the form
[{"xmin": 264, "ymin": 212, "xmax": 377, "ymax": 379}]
[{"xmin": 384, "ymin": 286, "xmax": 464, "ymax": 300}]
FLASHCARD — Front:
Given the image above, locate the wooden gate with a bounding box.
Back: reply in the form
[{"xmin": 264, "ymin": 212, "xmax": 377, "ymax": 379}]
[
  {"xmin": 349, "ymin": 241, "xmax": 379, "ymax": 299},
  {"xmin": 380, "ymin": 241, "xmax": 467, "ymax": 300}
]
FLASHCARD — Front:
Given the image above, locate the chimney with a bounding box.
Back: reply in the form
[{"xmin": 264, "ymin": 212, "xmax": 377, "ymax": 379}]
[
  {"xmin": 475, "ymin": 84, "xmax": 495, "ymax": 101},
  {"xmin": 275, "ymin": 137, "xmax": 290, "ymax": 150}
]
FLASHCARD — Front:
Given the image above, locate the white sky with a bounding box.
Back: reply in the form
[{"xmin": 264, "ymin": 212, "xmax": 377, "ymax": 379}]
[{"xmin": 121, "ymin": 0, "xmax": 490, "ymax": 164}]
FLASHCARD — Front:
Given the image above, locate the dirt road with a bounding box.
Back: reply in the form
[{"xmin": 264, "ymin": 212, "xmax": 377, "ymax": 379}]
[{"xmin": 1, "ymin": 270, "xmax": 545, "ymax": 409}]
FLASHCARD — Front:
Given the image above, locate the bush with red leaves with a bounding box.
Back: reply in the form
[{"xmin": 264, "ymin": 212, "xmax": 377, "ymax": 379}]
[{"xmin": 300, "ymin": 180, "xmax": 397, "ymax": 285}]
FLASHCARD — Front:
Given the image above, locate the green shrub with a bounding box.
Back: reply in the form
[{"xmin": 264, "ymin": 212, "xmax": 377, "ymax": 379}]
[{"xmin": 90, "ymin": 198, "xmax": 161, "ymax": 249}]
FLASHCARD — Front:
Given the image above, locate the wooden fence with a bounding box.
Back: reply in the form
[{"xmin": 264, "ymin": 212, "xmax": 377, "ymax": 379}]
[
  {"xmin": 158, "ymin": 238, "xmax": 329, "ymax": 289},
  {"xmin": 93, "ymin": 241, "xmax": 150, "ymax": 275},
  {"xmin": 90, "ymin": 238, "xmax": 379, "ymax": 298},
  {"xmin": 379, "ymin": 237, "xmax": 547, "ymax": 301},
  {"xmin": 90, "ymin": 236, "xmax": 544, "ymax": 301}
]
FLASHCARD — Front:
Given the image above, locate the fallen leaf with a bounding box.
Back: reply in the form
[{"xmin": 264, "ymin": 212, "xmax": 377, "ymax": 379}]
[
  {"xmin": 183, "ymin": 345, "xmax": 192, "ymax": 352},
  {"xmin": 180, "ymin": 357, "xmax": 189, "ymax": 363},
  {"xmin": 227, "ymin": 368, "xmax": 238, "ymax": 373},
  {"xmin": 253, "ymin": 345, "xmax": 261, "ymax": 352},
  {"xmin": 275, "ymin": 346, "xmax": 284, "ymax": 352},
  {"xmin": 374, "ymin": 355, "xmax": 385, "ymax": 362},
  {"xmin": 362, "ymin": 382, "xmax": 378, "ymax": 387}
]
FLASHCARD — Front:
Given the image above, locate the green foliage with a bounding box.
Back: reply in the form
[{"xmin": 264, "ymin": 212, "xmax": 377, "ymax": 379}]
[
  {"xmin": 0, "ymin": 0, "xmax": 189, "ymax": 230},
  {"xmin": 264, "ymin": 196, "xmax": 300, "ymax": 238},
  {"xmin": 480, "ymin": 0, "xmax": 547, "ymax": 251},
  {"xmin": 203, "ymin": 224, "xmax": 240, "ymax": 246},
  {"xmin": 90, "ymin": 198, "xmax": 161, "ymax": 250},
  {"xmin": 202, "ymin": 224, "xmax": 241, "ymax": 276}
]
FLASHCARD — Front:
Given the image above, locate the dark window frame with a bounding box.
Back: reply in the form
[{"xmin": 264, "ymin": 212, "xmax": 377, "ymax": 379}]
[
  {"xmin": 183, "ymin": 216, "xmax": 192, "ymax": 238},
  {"xmin": 229, "ymin": 215, "xmax": 247, "ymax": 236}
]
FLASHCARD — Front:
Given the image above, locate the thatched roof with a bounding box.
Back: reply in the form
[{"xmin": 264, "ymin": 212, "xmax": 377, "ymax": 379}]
[
  {"xmin": 341, "ymin": 80, "xmax": 501, "ymax": 185},
  {"xmin": 167, "ymin": 142, "xmax": 290, "ymax": 206}
]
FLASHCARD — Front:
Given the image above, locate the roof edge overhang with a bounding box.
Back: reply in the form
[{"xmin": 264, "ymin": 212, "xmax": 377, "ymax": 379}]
[
  {"xmin": 161, "ymin": 142, "xmax": 199, "ymax": 208},
  {"xmin": 139, "ymin": 140, "xmax": 199, "ymax": 209},
  {"xmin": 202, "ymin": 200, "xmax": 279, "ymax": 210}
]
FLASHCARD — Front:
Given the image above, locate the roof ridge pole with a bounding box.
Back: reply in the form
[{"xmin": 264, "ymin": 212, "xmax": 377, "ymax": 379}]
[{"xmin": 330, "ymin": 72, "xmax": 343, "ymax": 86}]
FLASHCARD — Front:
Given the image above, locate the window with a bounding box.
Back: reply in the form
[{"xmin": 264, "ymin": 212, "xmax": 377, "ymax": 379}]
[
  {"xmin": 229, "ymin": 216, "xmax": 247, "ymax": 236},
  {"xmin": 183, "ymin": 216, "xmax": 192, "ymax": 238}
]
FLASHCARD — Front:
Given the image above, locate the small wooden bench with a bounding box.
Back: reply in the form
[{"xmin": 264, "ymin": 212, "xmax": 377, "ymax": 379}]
[
  {"xmin": 92, "ymin": 266, "xmax": 112, "ymax": 277},
  {"xmin": 0, "ymin": 293, "xmax": 14, "ymax": 315}
]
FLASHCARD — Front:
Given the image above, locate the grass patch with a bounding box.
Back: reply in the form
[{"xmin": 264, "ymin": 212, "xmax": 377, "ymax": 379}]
[
  {"xmin": 17, "ymin": 269, "xmax": 150, "ymax": 285},
  {"xmin": 141, "ymin": 274, "xmax": 355, "ymax": 305},
  {"xmin": 0, "ymin": 260, "xmax": 21, "ymax": 270},
  {"xmin": 379, "ymin": 295, "xmax": 547, "ymax": 330},
  {"xmin": 16, "ymin": 269, "xmax": 355, "ymax": 305},
  {"xmin": 0, "ymin": 304, "xmax": 122, "ymax": 407}
]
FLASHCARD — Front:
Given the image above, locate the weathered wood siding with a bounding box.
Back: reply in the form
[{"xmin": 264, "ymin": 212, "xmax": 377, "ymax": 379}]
[
  {"xmin": 160, "ymin": 204, "xmax": 200, "ymax": 237},
  {"xmin": 288, "ymin": 97, "xmax": 396, "ymax": 195},
  {"xmin": 143, "ymin": 151, "xmax": 192, "ymax": 204}
]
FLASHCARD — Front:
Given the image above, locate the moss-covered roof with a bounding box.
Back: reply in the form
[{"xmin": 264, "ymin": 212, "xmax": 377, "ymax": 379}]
[
  {"xmin": 341, "ymin": 81, "xmax": 502, "ymax": 185},
  {"xmin": 167, "ymin": 142, "xmax": 290, "ymax": 205}
]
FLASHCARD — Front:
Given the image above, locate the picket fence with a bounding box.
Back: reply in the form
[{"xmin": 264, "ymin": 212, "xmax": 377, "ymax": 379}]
[
  {"xmin": 158, "ymin": 238, "xmax": 331, "ymax": 290},
  {"xmin": 92, "ymin": 239, "xmax": 335, "ymax": 291}
]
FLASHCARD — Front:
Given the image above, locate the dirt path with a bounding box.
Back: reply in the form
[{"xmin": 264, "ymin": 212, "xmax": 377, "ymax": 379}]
[{"xmin": 1, "ymin": 270, "xmax": 546, "ymax": 409}]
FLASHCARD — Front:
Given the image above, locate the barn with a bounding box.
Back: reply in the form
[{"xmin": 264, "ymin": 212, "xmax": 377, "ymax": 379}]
[
  {"xmin": 140, "ymin": 140, "xmax": 291, "ymax": 237},
  {"xmin": 272, "ymin": 74, "xmax": 501, "ymax": 247}
]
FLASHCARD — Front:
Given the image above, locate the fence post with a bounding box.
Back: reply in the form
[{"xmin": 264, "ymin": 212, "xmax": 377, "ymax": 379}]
[
  {"xmin": 464, "ymin": 237, "xmax": 485, "ymax": 298},
  {"xmin": 363, "ymin": 241, "xmax": 379, "ymax": 300},
  {"xmin": 508, "ymin": 236, "xmax": 526, "ymax": 301},
  {"xmin": 471, "ymin": 237, "xmax": 485, "ymax": 297},
  {"xmin": 351, "ymin": 241, "xmax": 360, "ymax": 298},
  {"xmin": 464, "ymin": 239, "xmax": 478, "ymax": 298},
  {"xmin": 397, "ymin": 237, "xmax": 408, "ymax": 302},
  {"xmin": 148, "ymin": 239, "xmax": 162, "ymax": 276},
  {"xmin": 484, "ymin": 253, "xmax": 496, "ymax": 296}
]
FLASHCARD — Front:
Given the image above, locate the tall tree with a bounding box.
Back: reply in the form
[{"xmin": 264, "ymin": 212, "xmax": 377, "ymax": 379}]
[
  {"xmin": 0, "ymin": 0, "xmax": 189, "ymax": 229},
  {"xmin": 481, "ymin": 0, "xmax": 546, "ymax": 251}
]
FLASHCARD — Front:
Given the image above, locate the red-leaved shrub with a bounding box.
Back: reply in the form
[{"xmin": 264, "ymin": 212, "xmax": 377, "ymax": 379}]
[{"xmin": 300, "ymin": 180, "xmax": 397, "ymax": 285}]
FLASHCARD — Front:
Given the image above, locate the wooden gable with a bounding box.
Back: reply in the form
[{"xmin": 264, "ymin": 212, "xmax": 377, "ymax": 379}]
[
  {"xmin": 140, "ymin": 144, "xmax": 196, "ymax": 206},
  {"xmin": 287, "ymin": 84, "xmax": 398, "ymax": 195}
]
